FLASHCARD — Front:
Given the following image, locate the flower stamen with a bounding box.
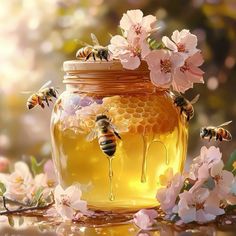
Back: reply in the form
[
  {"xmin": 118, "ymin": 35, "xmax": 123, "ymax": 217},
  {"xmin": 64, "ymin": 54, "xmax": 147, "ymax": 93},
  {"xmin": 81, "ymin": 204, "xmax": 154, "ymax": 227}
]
[
  {"xmin": 177, "ymin": 43, "xmax": 186, "ymax": 52},
  {"xmin": 160, "ymin": 59, "xmax": 172, "ymax": 73}
]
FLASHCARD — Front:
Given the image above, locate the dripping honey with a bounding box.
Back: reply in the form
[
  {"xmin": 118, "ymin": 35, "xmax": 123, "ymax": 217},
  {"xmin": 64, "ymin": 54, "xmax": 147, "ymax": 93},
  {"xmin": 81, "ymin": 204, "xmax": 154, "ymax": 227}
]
[{"xmin": 51, "ymin": 93, "xmax": 188, "ymax": 211}]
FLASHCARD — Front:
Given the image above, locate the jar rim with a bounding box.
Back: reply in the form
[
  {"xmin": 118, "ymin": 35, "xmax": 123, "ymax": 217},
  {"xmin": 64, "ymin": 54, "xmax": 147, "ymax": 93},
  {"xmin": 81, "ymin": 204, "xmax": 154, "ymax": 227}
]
[{"xmin": 63, "ymin": 60, "xmax": 149, "ymax": 73}]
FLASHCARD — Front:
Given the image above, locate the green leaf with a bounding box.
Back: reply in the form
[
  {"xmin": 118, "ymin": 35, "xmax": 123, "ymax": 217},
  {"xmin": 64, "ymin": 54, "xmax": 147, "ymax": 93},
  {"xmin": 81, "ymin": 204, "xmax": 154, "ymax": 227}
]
[
  {"xmin": 30, "ymin": 156, "xmax": 45, "ymax": 176},
  {"xmin": 0, "ymin": 182, "xmax": 6, "ymax": 196},
  {"xmin": 147, "ymin": 38, "xmax": 163, "ymax": 50},
  {"xmin": 8, "ymin": 216, "xmax": 14, "ymax": 227},
  {"xmin": 34, "ymin": 187, "xmax": 44, "ymax": 202},
  {"xmin": 224, "ymin": 149, "xmax": 236, "ymax": 175}
]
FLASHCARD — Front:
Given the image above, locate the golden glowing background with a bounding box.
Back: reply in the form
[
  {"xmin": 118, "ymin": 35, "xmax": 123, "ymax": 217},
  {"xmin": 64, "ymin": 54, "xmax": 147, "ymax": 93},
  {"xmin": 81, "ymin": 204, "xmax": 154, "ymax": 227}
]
[{"xmin": 0, "ymin": 0, "xmax": 236, "ymax": 164}]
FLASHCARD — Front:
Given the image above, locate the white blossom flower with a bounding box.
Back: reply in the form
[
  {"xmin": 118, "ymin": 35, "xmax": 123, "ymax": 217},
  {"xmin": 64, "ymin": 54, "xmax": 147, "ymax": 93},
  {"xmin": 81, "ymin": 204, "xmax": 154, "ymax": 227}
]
[
  {"xmin": 145, "ymin": 49, "xmax": 184, "ymax": 88},
  {"xmin": 108, "ymin": 34, "xmax": 150, "ymax": 70},
  {"xmin": 120, "ymin": 9, "xmax": 157, "ymax": 38},
  {"xmin": 210, "ymin": 160, "xmax": 234, "ymax": 198},
  {"xmin": 4, "ymin": 162, "xmax": 33, "ymax": 202},
  {"xmin": 54, "ymin": 184, "xmax": 87, "ymax": 220},
  {"xmin": 162, "ymin": 29, "xmax": 198, "ymax": 58},
  {"xmin": 189, "ymin": 146, "xmax": 222, "ymax": 181},
  {"xmin": 156, "ymin": 168, "xmax": 184, "ymax": 214},
  {"xmin": 133, "ymin": 209, "xmax": 157, "ymax": 230},
  {"xmin": 178, "ymin": 188, "xmax": 224, "ymax": 223}
]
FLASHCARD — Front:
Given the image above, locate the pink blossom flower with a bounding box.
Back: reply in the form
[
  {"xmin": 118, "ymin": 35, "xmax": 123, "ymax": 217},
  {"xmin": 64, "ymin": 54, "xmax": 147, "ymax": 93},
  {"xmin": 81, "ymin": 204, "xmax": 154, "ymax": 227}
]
[
  {"xmin": 54, "ymin": 184, "xmax": 87, "ymax": 220},
  {"xmin": 189, "ymin": 146, "xmax": 222, "ymax": 181},
  {"xmin": 210, "ymin": 160, "xmax": 234, "ymax": 198},
  {"xmin": 120, "ymin": 9, "xmax": 157, "ymax": 38},
  {"xmin": 172, "ymin": 52, "xmax": 204, "ymax": 93},
  {"xmin": 178, "ymin": 188, "xmax": 224, "ymax": 223},
  {"xmin": 108, "ymin": 34, "xmax": 150, "ymax": 70},
  {"xmin": 145, "ymin": 49, "xmax": 184, "ymax": 88},
  {"xmin": 162, "ymin": 29, "xmax": 198, "ymax": 57},
  {"xmin": 156, "ymin": 168, "xmax": 184, "ymax": 213},
  {"xmin": 133, "ymin": 209, "xmax": 157, "ymax": 230},
  {"xmin": 0, "ymin": 156, "xmax": 9, "ymax": 172},
  {"xmin": 4, "ymin": 162, "xmax": 33, "ymax": 202}
]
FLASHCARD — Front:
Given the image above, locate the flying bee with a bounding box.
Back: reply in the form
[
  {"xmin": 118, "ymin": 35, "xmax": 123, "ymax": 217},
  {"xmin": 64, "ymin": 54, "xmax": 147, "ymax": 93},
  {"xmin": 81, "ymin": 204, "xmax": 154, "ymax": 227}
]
[
  {"xmin": 22, "ymin": 80, "xmax": 58, "ymax": 109},
  {"xmin": 86, "ymin": 114, "xmax": 123, "ymax": 157},
  {"xmin": 200, "ymin": 120, "xmax": 232, "ymax": 141},
  {"xmin": 173, "ymin": 93, "xmax": 200, "ymax": 121},
  {"xmin": 76, "ymin": 33, "xmax": 109, "ymax": 61}
]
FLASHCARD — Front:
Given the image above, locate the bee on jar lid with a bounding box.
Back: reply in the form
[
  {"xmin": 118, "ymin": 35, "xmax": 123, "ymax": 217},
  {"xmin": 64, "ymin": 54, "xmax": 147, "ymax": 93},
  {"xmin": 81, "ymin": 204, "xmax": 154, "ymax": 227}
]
[{"xmin": 76, "ymin": 33, "xmax": 109, "ymax": 61}]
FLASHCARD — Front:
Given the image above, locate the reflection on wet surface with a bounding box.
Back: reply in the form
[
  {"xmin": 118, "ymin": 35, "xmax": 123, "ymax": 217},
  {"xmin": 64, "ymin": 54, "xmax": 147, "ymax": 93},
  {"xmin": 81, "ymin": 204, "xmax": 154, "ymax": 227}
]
[{"xmin": 0, "ymin": 216, "xmax": 236, "ymax": 236}]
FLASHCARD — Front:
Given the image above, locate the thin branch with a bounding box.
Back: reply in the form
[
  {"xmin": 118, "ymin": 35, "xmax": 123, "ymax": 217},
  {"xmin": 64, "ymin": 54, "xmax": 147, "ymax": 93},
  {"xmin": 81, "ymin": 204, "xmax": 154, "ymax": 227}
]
[
  {"xmin": 2, "ymin": 196, "xmax": 9, "ymax": 211},
  {"xmin": 0, "ymin": 194, "xmax": 55, "ymax": 216},
  {"xmin": 0, "ymin": 201, "xmax": 54, "ymax": 215}
]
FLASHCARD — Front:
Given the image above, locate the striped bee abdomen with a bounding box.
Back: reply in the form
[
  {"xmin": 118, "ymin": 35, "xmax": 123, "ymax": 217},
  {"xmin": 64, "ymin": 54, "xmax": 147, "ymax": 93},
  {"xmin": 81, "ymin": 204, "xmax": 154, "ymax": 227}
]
[
  {"xmin": 27, "ymin": 95, "xmax": 38, "ymax": 109},
  {"xmin": 98, "ymin": 133, "xmax": 116, "ymax": 157},
  {"xmin": 76, "ymin": 47, "xmax": 92, "ymax": 59},
  {"xmin": 217, "ymin": 128, "xmax": 232, "ymax": 141}
]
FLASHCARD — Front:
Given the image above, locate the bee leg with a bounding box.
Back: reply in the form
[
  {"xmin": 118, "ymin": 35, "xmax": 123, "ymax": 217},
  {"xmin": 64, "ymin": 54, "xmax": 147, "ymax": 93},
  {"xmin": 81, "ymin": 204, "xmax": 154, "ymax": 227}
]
[
  {"xmin": 40, "ymin": 103, "xmax": 45, "ymax": 109},
  {"xmin": 92, "ymin": 52, "xmax": 96, "ymax": 61},
  {"xmin": 45, "ymin": 97, "xmax": 50, "ymax": 107},
  {"xmin": 114, "ymin": 131, "xmax": 122, "ymax": 140},
  {"xmin": 209, "ymin": 134, "xmax": 212, "ymax": 141},
  {"xmin": 85, "ymin": 53, "xmax": 92, "ymax": 61}
]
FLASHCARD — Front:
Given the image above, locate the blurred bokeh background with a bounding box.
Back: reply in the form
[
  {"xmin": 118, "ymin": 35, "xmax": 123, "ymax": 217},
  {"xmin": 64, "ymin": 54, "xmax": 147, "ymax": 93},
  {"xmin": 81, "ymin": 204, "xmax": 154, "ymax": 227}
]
[{"xmin": 0, "ymin": 0, "xmax": 236, "ymax": 164}]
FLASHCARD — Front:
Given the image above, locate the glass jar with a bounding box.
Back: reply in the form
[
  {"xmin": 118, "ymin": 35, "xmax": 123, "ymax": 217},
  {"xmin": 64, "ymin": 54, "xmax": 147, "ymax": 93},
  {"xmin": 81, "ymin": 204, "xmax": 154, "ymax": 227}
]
[{"xmin": 51, "ymin": 60, "xmax": 188, "ymax": 212}]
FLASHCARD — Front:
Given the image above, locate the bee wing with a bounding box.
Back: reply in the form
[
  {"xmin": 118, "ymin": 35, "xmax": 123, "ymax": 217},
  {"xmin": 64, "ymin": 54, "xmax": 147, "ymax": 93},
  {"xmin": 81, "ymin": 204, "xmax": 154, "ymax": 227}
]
[
  {"xmin": 110, "ymin": 121, "xmax": 129, "ymax": 134},
  {"xmin": 90, "ymin": 33, "xmax": 100, "ymax": 46},
  {"xmin": 38, "ymin": 80, "xmax": 52, "ymax": 91},
  {"xmin": 168, "ymin": 91, "xmax": 177, "ymax": 100},
  {"xmin": 86, "ymin": 128, "xmax": 98, "ymax": 142},
  {"xmin": 217, "ymin": 120, "xmax": 232, "ymax": 128},
  {"xmin": 75, "ymin": 39, "xmax": 92, "ymax": 47},
  {"xmin": 190, "ymin": 94, "xmax": 200, "ymax": 104}
]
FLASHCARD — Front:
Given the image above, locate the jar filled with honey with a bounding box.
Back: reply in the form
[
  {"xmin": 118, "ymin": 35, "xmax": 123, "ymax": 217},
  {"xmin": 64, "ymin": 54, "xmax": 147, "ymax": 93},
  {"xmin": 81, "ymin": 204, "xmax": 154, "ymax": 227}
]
[{"xmin": 50, "ymin": 60, "xmax": 188, "ymax": 212}]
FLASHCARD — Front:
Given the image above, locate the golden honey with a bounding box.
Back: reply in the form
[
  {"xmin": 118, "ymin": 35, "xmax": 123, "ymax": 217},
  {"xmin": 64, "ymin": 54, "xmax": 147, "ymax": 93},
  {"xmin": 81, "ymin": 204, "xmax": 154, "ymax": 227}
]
[{"xmin": 50, "ymin": 61, "xmax": 188, "ymax": 212}]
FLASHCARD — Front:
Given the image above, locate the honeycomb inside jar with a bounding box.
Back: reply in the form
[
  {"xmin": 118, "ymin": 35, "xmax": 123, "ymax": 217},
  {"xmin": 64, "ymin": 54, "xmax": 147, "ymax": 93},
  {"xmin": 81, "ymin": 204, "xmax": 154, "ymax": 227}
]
[{"xmin": 51, "ymin": 90, "xmax": 188, "ymax": 211}]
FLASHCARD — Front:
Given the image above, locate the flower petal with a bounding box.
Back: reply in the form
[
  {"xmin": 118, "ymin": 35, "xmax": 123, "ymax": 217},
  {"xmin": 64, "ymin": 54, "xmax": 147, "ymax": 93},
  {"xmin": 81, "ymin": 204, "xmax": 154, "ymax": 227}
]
[
  {"xmin": 162, "ymin": 36, "xmax": 177, "ymax": 51},
  {"xmin": 210, "ymin": 160, "xmax": 224, "ymax": 177},
  {"xmin": 120, "ymin": 54, "xmax": 140, "ymax": 70},
  {"xmin": 142, "ymin": 15, "xmax": 157, "ymax": 31}
]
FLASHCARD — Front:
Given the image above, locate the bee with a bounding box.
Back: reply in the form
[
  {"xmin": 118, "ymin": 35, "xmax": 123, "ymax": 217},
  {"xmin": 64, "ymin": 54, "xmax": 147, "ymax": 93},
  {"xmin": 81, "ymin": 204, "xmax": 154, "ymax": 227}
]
[
  {"xmin": 173, "ymin": 93, "xmax": 200, "ymax": 121},
  {"xmin": 23, "ymin": 80, "xmax": 58, "ymax": 109},
  {"xmin": 76, "ymin": 33, "xmax": 109, "ymax": 61},
  {"xmin": 86, "ymin": 114, "xmax": 122, "ymax": 157},
  {"xmin": 200, "ymin": 120, "xmax": 232, "ymax": 141}
]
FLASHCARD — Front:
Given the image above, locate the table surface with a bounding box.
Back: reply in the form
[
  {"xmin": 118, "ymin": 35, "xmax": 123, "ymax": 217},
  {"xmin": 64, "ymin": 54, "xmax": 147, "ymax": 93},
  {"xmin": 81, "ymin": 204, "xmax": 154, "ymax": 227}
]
[{"xmin": 0, "ymin": 216, "xmax": 236, "ymax": 236}]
